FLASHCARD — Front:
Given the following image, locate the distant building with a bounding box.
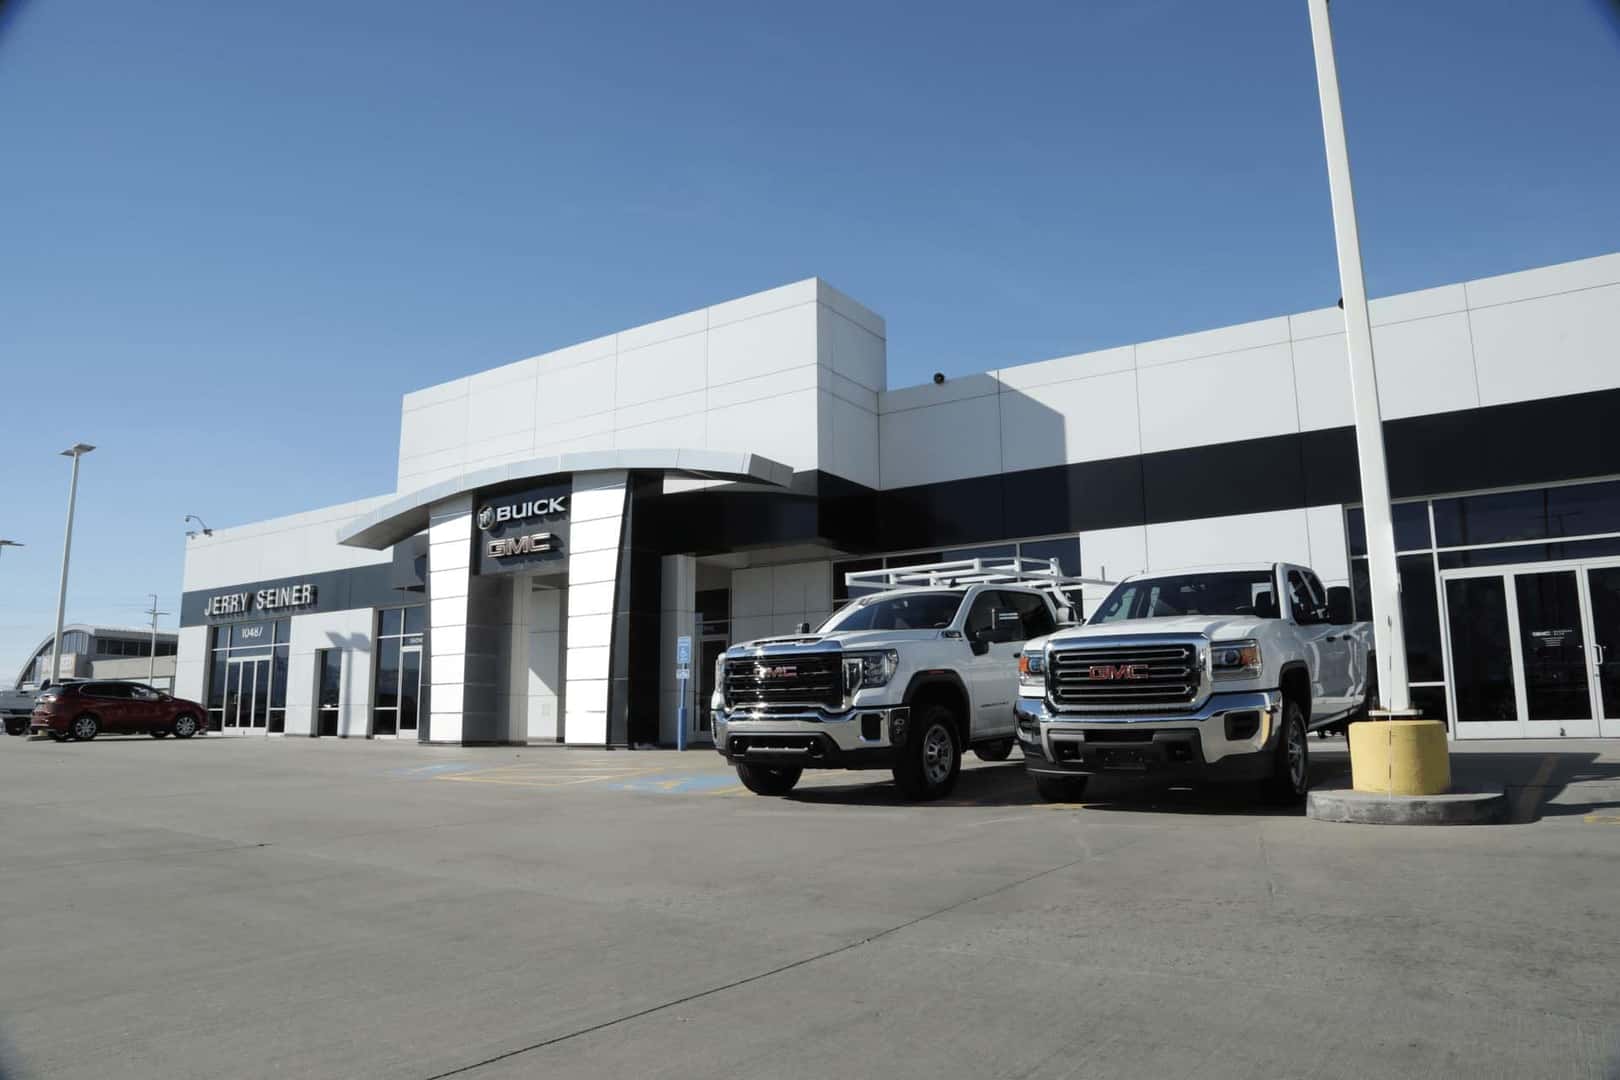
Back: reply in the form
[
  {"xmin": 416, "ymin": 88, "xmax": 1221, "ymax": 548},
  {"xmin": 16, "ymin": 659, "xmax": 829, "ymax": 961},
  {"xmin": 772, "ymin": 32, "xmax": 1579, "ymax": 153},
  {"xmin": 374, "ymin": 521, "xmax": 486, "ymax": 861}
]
[{"xmin": 13, "ymin": 625, "xmax": 179, "ymax": 691}]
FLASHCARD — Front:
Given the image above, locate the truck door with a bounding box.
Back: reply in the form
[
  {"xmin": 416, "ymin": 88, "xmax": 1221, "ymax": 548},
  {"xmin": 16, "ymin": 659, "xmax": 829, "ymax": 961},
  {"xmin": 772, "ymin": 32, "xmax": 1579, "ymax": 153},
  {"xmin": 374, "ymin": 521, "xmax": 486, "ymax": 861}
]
[
  {"xmin": 961, "ymin": 590, "xmax": 1024, "ymax": 739},
  {"xmin": 1287, "ymin": 569, "xmax": 1353, "ymax": 717}
]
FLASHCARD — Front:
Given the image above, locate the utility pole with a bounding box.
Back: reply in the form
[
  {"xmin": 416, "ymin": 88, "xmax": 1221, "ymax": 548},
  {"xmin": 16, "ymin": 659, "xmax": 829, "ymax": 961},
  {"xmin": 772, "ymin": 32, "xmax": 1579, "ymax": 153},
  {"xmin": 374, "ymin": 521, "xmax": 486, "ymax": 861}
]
[
  {"xmin": 50, "ymin": 444, "xmax": 95, "ymax": 684},
  {"xmin": 146, "ymin": 593, "xmax": 170, "ymax": 687}
]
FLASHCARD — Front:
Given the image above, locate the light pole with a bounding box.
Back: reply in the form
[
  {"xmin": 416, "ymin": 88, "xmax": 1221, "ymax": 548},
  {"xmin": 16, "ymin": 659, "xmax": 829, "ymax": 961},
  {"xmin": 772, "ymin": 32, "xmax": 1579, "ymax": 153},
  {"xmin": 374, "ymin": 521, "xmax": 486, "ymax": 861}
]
[
  {"xmin": 145, "ymin": 593, "xmax": 170, "ymax": 687},
  {"xmin": 1307, "ymin": 0, "xmax": 1444, "ymax": 793},
  {"xmin": 49, "ymin": 444, "xmax": 95, "ymax": 684},
  {"xmin": 0, "ymin": 539, "xmax": 21, "ymax": 560}
]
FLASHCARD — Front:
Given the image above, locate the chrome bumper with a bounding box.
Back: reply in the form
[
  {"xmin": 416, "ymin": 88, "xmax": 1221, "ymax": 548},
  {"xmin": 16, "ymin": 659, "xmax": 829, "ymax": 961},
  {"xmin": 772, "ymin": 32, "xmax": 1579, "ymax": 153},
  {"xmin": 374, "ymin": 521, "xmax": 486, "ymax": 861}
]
[
  {"xmin": 713, "ymin": 704, "xmax": 907, "ymax": 757},
  {"xmin": 1014, "ymin": 690, "xmax": 1282, "ymax": 764}
]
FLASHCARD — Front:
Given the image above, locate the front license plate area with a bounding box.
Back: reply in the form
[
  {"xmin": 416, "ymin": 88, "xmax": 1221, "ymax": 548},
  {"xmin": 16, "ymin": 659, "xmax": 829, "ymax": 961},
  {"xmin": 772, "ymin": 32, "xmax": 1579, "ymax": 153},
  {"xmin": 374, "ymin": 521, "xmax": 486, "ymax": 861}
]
[{"xmin": 1096, "ymin": 747, "xmax": 1150, "ymax": 770}]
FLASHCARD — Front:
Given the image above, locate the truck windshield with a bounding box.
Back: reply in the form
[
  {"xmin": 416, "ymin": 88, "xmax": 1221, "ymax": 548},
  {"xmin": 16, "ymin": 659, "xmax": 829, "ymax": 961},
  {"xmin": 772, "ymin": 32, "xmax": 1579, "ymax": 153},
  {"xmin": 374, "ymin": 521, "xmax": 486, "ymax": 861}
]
[
  {"xmin": 819, "ymin": 590, "xmax": 965, "ymax": 632},
  {"xmin": 1089, "ymin": 571, "xmax": 1278, "ymax": 623}
]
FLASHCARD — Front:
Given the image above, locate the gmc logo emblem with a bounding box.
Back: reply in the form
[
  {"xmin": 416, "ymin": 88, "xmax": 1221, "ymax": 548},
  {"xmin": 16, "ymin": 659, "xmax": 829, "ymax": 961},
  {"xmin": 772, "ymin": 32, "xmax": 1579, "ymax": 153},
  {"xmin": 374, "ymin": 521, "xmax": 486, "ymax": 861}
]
[
  {"xmin": 1087, "ymin": 663, "xmax": 1150, "ymax": 681},
  {"xmin": 758, "ymin": 665, "xmax": 797, "ymax": 679}
]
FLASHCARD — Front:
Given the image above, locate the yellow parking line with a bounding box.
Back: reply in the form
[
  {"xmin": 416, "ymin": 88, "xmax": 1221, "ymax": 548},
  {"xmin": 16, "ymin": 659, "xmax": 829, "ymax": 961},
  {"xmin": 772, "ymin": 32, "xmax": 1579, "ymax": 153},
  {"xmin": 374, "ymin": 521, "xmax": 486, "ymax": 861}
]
[{"xmin": 1584, "ymin": 813, "xmax": 1620, "ymax": 825}]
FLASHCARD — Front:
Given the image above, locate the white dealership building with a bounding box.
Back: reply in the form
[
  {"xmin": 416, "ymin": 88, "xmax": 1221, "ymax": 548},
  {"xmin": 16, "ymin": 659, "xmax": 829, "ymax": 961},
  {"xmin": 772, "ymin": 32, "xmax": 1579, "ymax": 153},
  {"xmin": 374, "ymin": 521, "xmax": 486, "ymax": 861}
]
[{"xmin": 177, "ymin": 251, "xmax": 1620, "ymax": 745}]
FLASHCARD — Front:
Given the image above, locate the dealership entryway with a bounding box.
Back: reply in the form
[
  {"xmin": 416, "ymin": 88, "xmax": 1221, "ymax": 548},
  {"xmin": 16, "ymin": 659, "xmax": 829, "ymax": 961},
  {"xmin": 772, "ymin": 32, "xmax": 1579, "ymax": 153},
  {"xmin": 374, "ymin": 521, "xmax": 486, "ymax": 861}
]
[{"xmin": 1445, "ymin": 560, "xmax": 1620, "ymax": 739}]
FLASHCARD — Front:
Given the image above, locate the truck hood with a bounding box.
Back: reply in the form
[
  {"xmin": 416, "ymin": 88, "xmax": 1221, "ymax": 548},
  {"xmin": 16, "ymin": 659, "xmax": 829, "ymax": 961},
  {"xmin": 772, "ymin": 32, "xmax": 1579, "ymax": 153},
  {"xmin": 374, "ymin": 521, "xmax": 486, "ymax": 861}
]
[
  {"xmin": 726, "ymin": 629, "xmax": 942, "ymax": 655},
  {"xmin": 1053, "ymin": 615, "xmax": 1270, "ymax": 643}
]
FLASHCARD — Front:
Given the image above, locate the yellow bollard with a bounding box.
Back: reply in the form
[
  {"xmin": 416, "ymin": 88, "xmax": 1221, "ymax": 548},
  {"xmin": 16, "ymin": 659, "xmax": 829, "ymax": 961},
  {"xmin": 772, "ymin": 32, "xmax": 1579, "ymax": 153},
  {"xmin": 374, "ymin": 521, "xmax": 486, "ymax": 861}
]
[{"xmin": 1349, "ymin": 719, "xmax": 1450, "ymax": 796}]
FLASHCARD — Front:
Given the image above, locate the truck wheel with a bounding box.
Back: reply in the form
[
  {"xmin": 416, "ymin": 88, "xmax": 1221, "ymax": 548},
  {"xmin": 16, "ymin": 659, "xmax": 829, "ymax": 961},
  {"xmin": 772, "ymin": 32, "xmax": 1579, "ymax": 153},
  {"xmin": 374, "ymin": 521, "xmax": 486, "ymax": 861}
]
[
  {"xmin": 70, "ymin": 714, "xmax": 100, "ymax": 742},
  {"xmin": 735, "ymin": 763, "xmax": 802, "ymax": 796},
  {"xmin": 1262, "ymin": 698, "xmax": 1309, "ymax": 804},
  {"xmin": 4, "ymin": 718, "xmax": 28, "ymax": 737},
  {"xmin": 1034, "ymin": 776, "xmax": 1089, "ymax": 803},
  {"xmin": 892, "ymin": 704, "xmax": 961, "ymax": 801},
  {"xmin": 973, "ymin": 738, "xmax": 1014, "ymax": 762}
]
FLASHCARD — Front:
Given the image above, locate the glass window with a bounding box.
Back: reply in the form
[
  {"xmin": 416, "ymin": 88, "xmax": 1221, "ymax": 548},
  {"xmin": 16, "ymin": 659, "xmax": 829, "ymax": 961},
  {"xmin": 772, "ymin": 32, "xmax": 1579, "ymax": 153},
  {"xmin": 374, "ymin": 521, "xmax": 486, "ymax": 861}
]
[
  {"xmin": 273, "ymin": 619, "xmax": 292, "ymax": 644},
  {"xmin": 885, "ymin": 551, "xmax": 944, "ymax": 570},
  {"xmin": 375, "ymin": 638, "xmax": 401, "ymax": 711},
  {"xmin": 207, "ymin": 653, "xmax": 228, "ymax": 711},
  {"xmin": 1397, "ymin": 555, "xmax": 1444, "ymax": 682},
  {"xmin": 1445, "ymin": 577, "xmax": 1518, "ymax": 724},
  {"xmin": 270, "ymin": 648, "xmax": 289, "ymax": 710},
  {"xmin": 1091, "ymin": 570, "xmax": 1278, "ymax": 624},
  {"xmin": 317, "ymin": 650, "xmax": 342, "ymax": 709},
  {"xmin": 87, "ymin": 682, "xmax": 130, "ymax": 699},
  {"xmin": 1005, "ymin": 591, "xmax": 1057, "ymax": 638},
  {"xmin": 381, "ymin": 608, "xmax": 404, "ymax": 637},
  {"xmin": 1345, "ymin": 502, "xmax": 1432, "ymax": 557},
  {"xmin": 1018, "ymin": 537, "xmax": 1081, "ymax": 578},
  {"xmin": 403, "ymin": 606, "xmax": 426, "ymax": 634},
  {"xmin": 1409, "ymin": 685, "xmax": 1449, "ymax": 727},
  {"xmin": 820, "ymin": 591, "xmax": 964, "ymax": 632},
  {"xmin": 1287, "ymin": 571, "xmax": 1327, "ymax": 625},
  {"xmin": 943, "ymin": 544, "xmax": 1016, "ymax": 565},
  {"xmin": 1432, "ymin": 479, "xmax": 1620, "ymax": 549}
]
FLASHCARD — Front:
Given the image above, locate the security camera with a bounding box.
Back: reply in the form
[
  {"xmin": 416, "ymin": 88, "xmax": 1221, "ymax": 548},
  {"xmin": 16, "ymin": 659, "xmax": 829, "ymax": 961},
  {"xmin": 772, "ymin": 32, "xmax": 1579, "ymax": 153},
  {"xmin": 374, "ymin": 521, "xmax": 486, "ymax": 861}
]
[{"xmin": 932, "ymin": 372, "xmax": 945, "ymax": 385}]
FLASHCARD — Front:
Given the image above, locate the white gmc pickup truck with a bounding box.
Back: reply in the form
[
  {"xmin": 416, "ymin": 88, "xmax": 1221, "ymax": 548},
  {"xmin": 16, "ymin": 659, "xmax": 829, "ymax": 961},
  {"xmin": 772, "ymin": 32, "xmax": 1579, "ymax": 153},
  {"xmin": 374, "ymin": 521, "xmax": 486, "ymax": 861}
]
[{"xmin": 1014, "ymin": 563, "xmax": 1373, "ymax": 804}]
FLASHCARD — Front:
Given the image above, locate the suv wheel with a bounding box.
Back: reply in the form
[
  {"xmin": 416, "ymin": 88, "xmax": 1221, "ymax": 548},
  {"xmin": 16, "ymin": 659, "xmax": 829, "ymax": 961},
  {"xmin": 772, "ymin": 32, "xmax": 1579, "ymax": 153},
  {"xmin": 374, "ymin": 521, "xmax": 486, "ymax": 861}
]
[
  {"xmin": 70, "ymin": 714, "xmax": 99, "ymax": 742},
  {"xmin": 735, "ymin": 763, "xmax": 802, "ymax": 796},
  {"xmin": 892, "ymin": 704, "xmax": 961, "ymax": 801},
  {"xmin": 1262, "ymin": 698, "xmax": 1310, "ymax": 804},
  {"xmin": 1034, "ymin": 776, "xmax": 1089, "ymax": 803},
  {"xmin": 973, "ymin": 738, "xmax": 1014, "ymax": 762},
  {"xmin": 172, "ymin": 714, "xmax": 199, "ymax": 739}
]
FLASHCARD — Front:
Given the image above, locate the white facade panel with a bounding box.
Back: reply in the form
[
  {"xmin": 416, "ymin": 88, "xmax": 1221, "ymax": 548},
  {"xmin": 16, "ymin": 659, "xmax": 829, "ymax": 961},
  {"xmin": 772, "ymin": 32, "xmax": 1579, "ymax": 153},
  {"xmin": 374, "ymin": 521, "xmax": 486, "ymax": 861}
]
[
  {"xmin": 1289, "ymin": 333, "xmax": 1355, "ymax": 432},
  {"xmin": 1371, "ymin": 313, "xmax": 1480, "ymax": 420},
  {"xmin": 615, "ymin": 332, "xmax": 708, "ymax": 408},
  {"xmin": 1469, "ymin": 283, "xmax": 1620, "ymax": 407},
  {"xmin": 704, "ymin": 388, "xmax": 821, "ymax": 472},
  {"xmin": 999, "ymin": 368, "xmax": 1139, "ymax": 472},
  {"xmin": 879, "ymin": 393, "xmax": 1001, "ymax": 488},
  {"xmin": 534, "ymin": 353, "xmax": 616, "ymax": 424},
  {"xmin": 1135, "ymin": 343, "xmax": 1298, "ymax": 453},
  {"xmin": 706, "ymin": 302, "xmax": 817, "ymax": 386},
  {"xmin": 1144, "ymin": 509, "xmax": 1313, "ymax": 570},
  {"xmin": 1135, "ymin": 316, "xmax": 1290, "ymax": 369},
  {"xmin": 1305, "ymin": 505, "xmax": 1351, "ymax": 586}
]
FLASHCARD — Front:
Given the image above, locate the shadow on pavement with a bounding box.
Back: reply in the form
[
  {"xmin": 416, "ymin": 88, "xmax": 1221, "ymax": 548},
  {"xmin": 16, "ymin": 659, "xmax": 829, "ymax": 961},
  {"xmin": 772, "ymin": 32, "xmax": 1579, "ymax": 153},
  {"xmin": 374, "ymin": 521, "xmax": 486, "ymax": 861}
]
[{"xmin": 1444, "ymin": 750, "xmax": 1620, "ymax": 822}]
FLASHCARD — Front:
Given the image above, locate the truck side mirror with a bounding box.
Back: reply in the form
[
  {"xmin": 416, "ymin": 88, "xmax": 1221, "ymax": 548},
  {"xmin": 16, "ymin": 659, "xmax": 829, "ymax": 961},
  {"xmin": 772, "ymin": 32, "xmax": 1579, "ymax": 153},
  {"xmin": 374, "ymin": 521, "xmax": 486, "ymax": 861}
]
[
  {"xmin": 795, "ymin": 622, "xmax": 810, "ymax": 634},
  {"xmin": 1327, "ymin": 586, "xmax": 1354, "ymax": 625},
  {"xmin": 1055, "ymin": 604, "xmax": 1078, "ymax": 626}
]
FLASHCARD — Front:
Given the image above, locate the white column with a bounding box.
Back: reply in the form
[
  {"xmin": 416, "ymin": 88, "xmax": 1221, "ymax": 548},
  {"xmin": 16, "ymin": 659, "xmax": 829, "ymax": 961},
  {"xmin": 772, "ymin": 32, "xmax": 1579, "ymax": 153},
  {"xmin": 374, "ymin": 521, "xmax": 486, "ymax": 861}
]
[
  {"xmin": 562, "ymin": 472, "xmax": 627, "ymax": 746},
  {"xmin": 527, "ymin": 586, "xmax": 565, "ymax": 742},
  {"xmin": 426, "ymin": 495, "xmax": 474, "ymax": 743},
  {"xmin": 659, "ymin": 554, "xmax": 697, "ymax": 746}
]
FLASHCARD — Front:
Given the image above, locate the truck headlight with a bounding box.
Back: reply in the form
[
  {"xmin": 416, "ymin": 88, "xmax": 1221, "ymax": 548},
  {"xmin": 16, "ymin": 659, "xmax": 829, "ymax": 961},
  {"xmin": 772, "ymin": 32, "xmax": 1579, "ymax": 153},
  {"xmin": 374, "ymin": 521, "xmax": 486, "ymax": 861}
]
[
  {"xmin": 1211, "ymin": 640, "xmax": 1262, "ymax": 680},
  {"xmin": 843, "ymin": 651, "xmax": 898, "ymax": 694},
  {"xmin": 1017, "ymin": 649, "xmax": 1045, "ymax": 689}
]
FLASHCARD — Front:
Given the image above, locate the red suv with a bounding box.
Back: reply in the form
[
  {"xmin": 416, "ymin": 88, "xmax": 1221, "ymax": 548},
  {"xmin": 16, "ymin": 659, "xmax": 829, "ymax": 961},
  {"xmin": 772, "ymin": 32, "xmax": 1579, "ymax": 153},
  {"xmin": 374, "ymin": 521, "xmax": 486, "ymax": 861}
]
[{"xmin": 31, "ymin": 681, "xmax": 207, "ymax": 741}]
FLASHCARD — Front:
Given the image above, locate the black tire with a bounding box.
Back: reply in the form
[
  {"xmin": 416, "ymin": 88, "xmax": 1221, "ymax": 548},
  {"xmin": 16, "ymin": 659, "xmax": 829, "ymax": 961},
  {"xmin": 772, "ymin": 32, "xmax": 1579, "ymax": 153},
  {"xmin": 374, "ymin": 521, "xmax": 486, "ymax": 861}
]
[
  {"xmin": 891, "ymin": 704, "xmax": 962, "ymax": 801},
  {"xmin": 151, "ymin": 731, "xmax": 169, "ymax": 739},
  {"xmin": 1034, "ymin": 776, "xmax": 1089, "ymax": 803},
  {"xmin": 735, "ymin": 762, "xmax": 802, "ymax": 796},
  {"xmin": 1262, "ymin": 697, "xmax": 1310, "ymax": 804},
  {"xmin": 973, "ymin": 738, "xmax": 1014, "ymax": 762},
  {"xmin": 172, "ymin": 714, "xmax": 199, "ymax": 740},
  {"xmin": 5, "ymin": 718, "xmax": 28, "ymax": 737},
  {"xmin": 69, "ymin": 713, "xmax": 99, "ymax": 742}
]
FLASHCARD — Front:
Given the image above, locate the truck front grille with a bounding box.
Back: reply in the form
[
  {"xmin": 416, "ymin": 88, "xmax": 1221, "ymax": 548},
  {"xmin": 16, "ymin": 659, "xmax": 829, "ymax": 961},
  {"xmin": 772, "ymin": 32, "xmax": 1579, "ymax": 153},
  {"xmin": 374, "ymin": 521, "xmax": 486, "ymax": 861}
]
[
  {"xmin": 1048, "ymin": 643, "xmax": 1200, "ymax": 709},
  {"xmin": 723, "ymin": 654, "xmax": 843, "ymax": 710}
]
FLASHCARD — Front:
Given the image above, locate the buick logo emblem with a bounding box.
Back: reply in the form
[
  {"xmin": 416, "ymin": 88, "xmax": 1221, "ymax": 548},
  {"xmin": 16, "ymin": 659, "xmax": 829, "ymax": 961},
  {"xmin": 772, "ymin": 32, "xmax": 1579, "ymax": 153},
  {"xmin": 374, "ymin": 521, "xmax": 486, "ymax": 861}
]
[
  {"xmin": 1088, "ymin": 663, "xmax": 1150, "ymax": 681},
  {"xmin": 477, "ymin": 506, "xmax": 495, "ymax": 530}
]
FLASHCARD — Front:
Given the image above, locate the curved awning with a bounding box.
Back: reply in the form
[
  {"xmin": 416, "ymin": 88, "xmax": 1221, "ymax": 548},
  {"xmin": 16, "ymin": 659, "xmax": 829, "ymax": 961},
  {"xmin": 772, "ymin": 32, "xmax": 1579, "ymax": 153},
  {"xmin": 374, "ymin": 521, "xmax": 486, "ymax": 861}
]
[{"xmin": 337, "ymin": 448, "xmax": 794, "ymax": 550}]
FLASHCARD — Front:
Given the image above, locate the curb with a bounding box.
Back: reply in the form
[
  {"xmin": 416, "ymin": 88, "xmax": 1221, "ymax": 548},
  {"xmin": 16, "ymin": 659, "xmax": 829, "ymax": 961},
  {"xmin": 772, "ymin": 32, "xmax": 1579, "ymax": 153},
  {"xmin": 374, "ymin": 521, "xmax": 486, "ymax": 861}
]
[{"xmin": 1306, "ymin": 785, "xmax": 1509, "ymax": 825}]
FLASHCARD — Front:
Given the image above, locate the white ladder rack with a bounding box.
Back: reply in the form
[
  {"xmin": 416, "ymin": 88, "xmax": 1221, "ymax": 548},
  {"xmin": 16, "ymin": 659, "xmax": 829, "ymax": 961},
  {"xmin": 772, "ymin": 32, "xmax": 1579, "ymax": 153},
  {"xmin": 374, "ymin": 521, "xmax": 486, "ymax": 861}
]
[{"xmin": 842, "ymin": 557, "xmax": 1113, "ymax": 592}]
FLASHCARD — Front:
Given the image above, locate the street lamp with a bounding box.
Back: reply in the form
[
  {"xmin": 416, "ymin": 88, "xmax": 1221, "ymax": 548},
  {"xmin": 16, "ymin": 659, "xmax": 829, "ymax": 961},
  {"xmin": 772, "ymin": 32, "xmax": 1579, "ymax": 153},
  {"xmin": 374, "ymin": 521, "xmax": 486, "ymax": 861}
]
[
  {"xmin": 1307, "ymin": 1, "xmax": 1442, "ymax": 792},
  {"xmin": 0, "ymin": 539, "xmax": 21, "ymax": 559},
  {"xmin": 49, "ymin": 443, "xmax": 95, "ymax": 684},
  {"xmin": 145, "ymin": 593, "xmax": 170, "ymax": 687}
]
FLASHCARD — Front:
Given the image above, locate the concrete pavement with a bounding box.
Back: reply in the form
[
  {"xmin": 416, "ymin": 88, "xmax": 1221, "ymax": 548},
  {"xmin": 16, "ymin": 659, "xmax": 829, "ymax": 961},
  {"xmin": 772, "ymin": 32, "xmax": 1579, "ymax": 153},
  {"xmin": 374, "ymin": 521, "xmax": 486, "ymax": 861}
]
[{"xmin": 1, "ymin": 734, "xmax": 1617, "ymax": 1079}]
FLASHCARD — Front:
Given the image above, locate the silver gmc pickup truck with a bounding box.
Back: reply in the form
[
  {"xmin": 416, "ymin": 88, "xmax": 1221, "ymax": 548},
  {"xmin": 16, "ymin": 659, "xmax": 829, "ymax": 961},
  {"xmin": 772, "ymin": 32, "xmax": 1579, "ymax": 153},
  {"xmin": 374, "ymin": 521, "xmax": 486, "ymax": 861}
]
[{"xmin": 1015, "ymin": 562, "xmax": 1373, "ymax": 804}]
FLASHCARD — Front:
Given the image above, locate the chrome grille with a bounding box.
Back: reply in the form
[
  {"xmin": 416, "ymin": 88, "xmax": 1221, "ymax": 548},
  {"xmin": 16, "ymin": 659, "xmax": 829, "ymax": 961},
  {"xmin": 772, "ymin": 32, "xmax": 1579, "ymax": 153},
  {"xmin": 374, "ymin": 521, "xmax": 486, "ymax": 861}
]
[
  {"xmin": 723, "ymin": 654, "xmax": 842, "ymax": 710},
  {"xmin": 1049, "ymin": 643, "xmax": 1200, "ymax": 709}
]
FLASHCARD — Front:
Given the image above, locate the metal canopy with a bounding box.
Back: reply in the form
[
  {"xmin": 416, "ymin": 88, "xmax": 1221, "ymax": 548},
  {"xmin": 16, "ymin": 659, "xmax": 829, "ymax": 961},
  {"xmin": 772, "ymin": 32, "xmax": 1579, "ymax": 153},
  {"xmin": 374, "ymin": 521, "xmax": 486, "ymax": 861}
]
[{"xmin": 337, "ymin": 448, "xmax": 795, "ymax": 551}]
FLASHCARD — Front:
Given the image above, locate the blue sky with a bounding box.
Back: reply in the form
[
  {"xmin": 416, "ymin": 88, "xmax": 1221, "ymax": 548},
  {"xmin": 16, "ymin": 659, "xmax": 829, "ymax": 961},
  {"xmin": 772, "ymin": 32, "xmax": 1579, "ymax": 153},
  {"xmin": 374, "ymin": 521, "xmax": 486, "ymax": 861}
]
[{"xmin": 1, "ymin": 0, "xmax": 1618, "ymax": 683}]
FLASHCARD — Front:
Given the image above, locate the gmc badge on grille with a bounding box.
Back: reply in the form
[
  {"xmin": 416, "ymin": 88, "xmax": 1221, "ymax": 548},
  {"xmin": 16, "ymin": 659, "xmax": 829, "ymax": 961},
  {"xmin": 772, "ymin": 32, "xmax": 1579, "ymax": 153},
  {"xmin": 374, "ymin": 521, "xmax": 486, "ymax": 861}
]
[
  {"xmin": 758, "ymin": 665, "xmax": 797, "ymax": 679},
  {"xmin": 1087, "ymin": 663, "xmax": 1150, "ymax": 681}
]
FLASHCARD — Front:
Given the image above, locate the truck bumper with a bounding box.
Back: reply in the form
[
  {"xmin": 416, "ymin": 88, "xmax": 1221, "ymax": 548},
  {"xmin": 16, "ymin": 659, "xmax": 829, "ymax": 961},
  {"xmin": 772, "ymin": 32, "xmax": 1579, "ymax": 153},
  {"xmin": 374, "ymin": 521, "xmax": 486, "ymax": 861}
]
[
  {"xmin": 713, "ymin": 705, "xmax": 909, "ymax": 770},
  {"xmin": 1015, "ymin": 690, "xmax": 1282, "ymax": 785}
]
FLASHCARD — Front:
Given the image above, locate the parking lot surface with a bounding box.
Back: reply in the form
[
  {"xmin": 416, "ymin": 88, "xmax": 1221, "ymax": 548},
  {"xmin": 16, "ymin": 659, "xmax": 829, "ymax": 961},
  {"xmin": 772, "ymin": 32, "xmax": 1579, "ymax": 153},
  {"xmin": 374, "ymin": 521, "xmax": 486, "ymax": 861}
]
[{"xmin": 2, "ymin": 735, "xmax": 1618, "ymax": 1080}]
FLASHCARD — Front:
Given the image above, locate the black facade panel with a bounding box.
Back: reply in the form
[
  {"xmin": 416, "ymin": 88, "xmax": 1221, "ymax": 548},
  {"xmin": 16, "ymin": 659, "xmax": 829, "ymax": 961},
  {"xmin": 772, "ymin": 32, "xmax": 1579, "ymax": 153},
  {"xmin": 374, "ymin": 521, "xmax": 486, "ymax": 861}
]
[
  {"xmin": 1299, "ymin": 427, "xmax": 1361, "ymax": 506},
  {"xmin": 877, "ymin": 473, "xmax": 1006, "ymax": 550},
  {"xmin": 180, "ymin": 564, "xmax": 416, "ymax": 627},
  {"xmin": 1141, "ymin": 434, "xmax": 1306, "ymax": 525}
]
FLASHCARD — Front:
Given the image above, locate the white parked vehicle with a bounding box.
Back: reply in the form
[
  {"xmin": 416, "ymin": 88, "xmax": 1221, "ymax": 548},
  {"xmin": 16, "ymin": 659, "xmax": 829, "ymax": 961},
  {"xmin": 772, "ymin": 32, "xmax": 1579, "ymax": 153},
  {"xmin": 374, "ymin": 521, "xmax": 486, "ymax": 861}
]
[
  {"xmin": 1014, "ymin": 563, "xmax": 1373, "ymax": 804},
  {"xmin": 711, "ymin": 559, "xmax": 1104, "ymax": 800}
]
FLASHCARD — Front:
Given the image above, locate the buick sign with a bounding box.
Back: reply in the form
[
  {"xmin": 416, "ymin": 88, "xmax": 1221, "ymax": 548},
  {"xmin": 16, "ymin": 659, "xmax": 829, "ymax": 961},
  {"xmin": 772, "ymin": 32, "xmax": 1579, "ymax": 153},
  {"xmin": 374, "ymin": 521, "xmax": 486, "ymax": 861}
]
[{"xmin": 475, "ymin": 482, "xmax": 571, "ymax": 577}]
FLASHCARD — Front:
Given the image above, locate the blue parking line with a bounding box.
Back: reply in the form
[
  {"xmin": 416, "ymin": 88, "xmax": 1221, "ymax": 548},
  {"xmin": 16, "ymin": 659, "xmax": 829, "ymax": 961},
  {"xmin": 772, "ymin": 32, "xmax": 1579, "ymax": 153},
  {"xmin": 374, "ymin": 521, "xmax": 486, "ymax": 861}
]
[
  {"xmin": 606, "ymin": 773, "xmax": 740, "ymax": 794},
  {"xmin": 391, "ymin": 762, "xmax": 487, "ymax": 778}
]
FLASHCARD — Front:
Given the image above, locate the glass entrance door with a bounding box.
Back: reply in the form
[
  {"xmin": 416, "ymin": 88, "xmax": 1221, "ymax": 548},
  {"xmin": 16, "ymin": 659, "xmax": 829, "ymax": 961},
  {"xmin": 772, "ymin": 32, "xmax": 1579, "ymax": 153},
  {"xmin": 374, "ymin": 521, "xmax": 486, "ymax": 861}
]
[
  {"xmin": 398, "ymin": 645, "xmax": 422, "ymax": 738},
  {"xmin": 1586, "ymin": 564, "xmax": 1620, "ymax": 737},
  {"xmin": 222, "ymin": 657, "xmax": 271, "ymax": 734},
  {"xmin": 1444, "ymin": 564, "xmax": 1604, "ymax": 738}
]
